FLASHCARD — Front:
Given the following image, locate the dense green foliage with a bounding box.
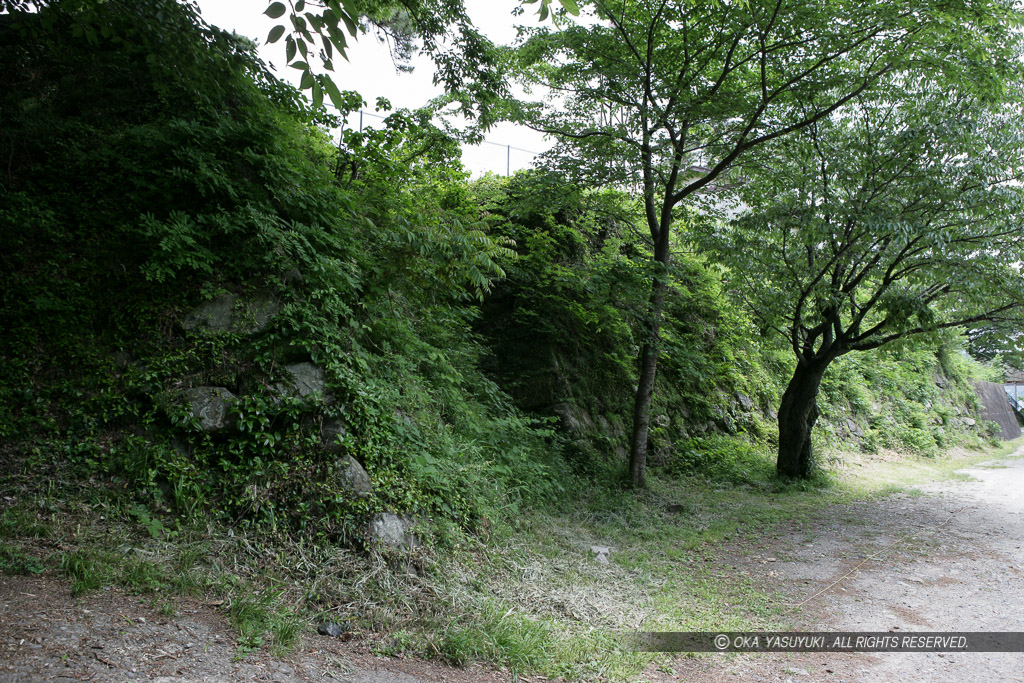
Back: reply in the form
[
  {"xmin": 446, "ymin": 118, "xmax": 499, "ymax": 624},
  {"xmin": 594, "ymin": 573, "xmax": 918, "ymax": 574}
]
[
  {"xmin": 0, "ymin": 0, "xmax": 560, "ymax": 540},
  {"xmin": 705, "ymin": 75, "xmax": 1024, "ymax": 476},
  {"xmin": 0, "ymin": 0, "xmax": 1013, "ymax": 563},
  {"xmin": 507, "ymin": 0, "xmax": 1024, "ymax": 486}
]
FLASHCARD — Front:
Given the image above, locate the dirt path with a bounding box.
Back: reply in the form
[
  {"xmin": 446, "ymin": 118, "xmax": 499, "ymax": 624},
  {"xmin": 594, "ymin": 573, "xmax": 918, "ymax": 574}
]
[
  {"xmin": 677, "ymin": 448, "xmax": 1024, "ymax": 682},
  {"xmin": 5, "ymin": 450, "xmax": 1024, "ymax": 682}
]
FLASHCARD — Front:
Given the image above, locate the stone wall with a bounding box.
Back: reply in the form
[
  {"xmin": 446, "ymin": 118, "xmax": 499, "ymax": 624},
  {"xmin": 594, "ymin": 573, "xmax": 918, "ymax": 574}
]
[{"xmin": 973, "ymin": 381, "xmax": 1022, "ymax": 440}]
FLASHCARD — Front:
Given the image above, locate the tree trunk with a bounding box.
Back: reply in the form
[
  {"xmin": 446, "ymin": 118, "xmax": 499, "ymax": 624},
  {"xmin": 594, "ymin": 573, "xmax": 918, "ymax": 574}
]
[
  {"xmin": 628, "ymin": 271, "xmax": 669, "ymax": 488},
  {"xmin": 776, "ymin": 358, "xmax": 832, "ymax": 478}
]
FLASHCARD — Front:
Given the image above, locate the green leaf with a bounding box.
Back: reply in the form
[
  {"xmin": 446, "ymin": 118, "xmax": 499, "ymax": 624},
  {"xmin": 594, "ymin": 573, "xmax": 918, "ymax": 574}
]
[
  {"xmin": 285, "ymin": 36, "xmax": 297, "ymax": 62},
  {"xmin": 264, "ymin": 2, "xmax": 286, "ymax": 19},
  {"xmin": 322, "ymin": 76, "xmax": 345, "ymax": 110},
  {"xmin": 340, "ymin": 4, "xmax": 359, "ymax": 35},
  {"xmin": 267, "ymin": 25, "xmax": 285, "ymax": 44},
  {"xmin": 300, "ymin": 69, "xmax": 314, "ymax": 90},
  {"xmin": 312, "ymin": 81, "xmax": 323, "ymax": 109},
  {"xmin": 558, "ymin": 0, "xmax": 580, "ymax": 14}
]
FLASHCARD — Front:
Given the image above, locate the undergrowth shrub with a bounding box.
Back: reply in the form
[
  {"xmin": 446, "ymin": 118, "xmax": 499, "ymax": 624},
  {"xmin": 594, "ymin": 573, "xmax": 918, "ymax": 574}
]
[{"xmin": 0, "ymin": 0, "xmax": 567, "ymax": 541}]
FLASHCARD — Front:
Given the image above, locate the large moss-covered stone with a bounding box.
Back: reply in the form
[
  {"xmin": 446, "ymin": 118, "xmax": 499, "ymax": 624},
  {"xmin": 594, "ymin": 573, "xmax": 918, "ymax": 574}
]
[
  {"xmin": 736, "ymin": 392, "xmax": 754, "ymax": 411},
  {"xmin": 180, "ymin": 387, "xmax": 237, "ymax": 433},
  {"xmin": 183, "ymin": 293, "xmax": 237, "ymax": 333},
  {"xmin": 551, "ymin": 401, "xmax": 593, "ymax": 435},
  {"xmin": 321, "ymin": 418, "xmax": 347, "ymax": 453},
  {"xmin": 336, "ymin": 454, "xmax": 371, "ymax": 497},
  {"xmin": 367, "ymin": 513, "xmax": 419, "ymax": 550},
  {"xmin": 182, "ymin": 293, "xmax": 279, "ymax": 335},
  {"xmin": 273, "ymin": 362, "xmax": 328, "ymax": 400}
]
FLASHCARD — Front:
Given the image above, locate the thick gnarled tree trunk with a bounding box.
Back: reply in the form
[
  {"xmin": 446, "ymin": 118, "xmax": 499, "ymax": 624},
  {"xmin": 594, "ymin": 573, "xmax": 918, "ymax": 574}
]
[{"xmin": 776, "ymin": 358, "xmax": 832, "ymax": 478}]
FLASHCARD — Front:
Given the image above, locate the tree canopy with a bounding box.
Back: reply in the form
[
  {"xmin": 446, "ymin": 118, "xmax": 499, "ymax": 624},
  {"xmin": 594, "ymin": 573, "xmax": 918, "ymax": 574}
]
[
  {"xmin": 256, "ymin": 0, "xmax": 579, "ymax": 120},
  {"xmin": 706, "ymin": 79, "xmax": 1024, "ymax": 476},
  {"xmin": 507, "ymin": 0, "xmax": 1024, "ymax": 486}
]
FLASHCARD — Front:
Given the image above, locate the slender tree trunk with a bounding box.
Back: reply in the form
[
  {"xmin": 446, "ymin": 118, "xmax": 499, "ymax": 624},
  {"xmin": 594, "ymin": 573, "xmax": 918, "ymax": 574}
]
[
  {"xmin": 776, "ymin": 358, "xmax": 832, "ymax": 478},
  {"xmin": 628, "ymin": 269, "xmax": 669, "ymax": 488}
]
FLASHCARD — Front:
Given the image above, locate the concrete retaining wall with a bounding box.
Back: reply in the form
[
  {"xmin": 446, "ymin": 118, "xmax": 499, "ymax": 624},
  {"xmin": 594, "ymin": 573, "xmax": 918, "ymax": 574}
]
[{"xmin": 973, "ymin": 381, "xmax": 1022, "ymax": 441}]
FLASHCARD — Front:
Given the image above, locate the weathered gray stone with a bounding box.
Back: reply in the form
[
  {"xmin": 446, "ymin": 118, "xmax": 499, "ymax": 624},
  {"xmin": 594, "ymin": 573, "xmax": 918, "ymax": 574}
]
[
  {"xmin": 183, "ymin": 293, "xmax": 238, "ymax": 333},
  {"xmin": 714, "ymin": 408, "xmax": 736, "ymax": 433},
  {"xmin": 274, "ymin": 362, "xmax": 328, "ymax": 400},
  {"xmin": 283, "ymin": 267, "xmax": 304, "ymax": 286},
  {"xmin": 322, "ymin": 418, "xmax": 347, "ymax": 453},
  {"xmin": 736, "ymin": 392, "xmax": 754, "ymax": 411},
  {"xmin": 337, "ymin": 455, "xmax": 372, "ymax": 497},
  {"xmin": 551, "ymin": 402, "xmax": 593, "ymax": 435},
  {"xmin": 367, "ymin": 513, "xmax": 419, "ymax": 550},
  {"xmin": 590, "ymin": 545, "xmax": 611, "ymax": 564},
  {"xmin": 182, "ymin": 293, "xmax": 280, "ymax": 335},
  {"xmin": 963, "ymin": 417, "xmax": 977, "ymax": 427},
  {"xmin": 316, "ymin": 621, "xmax": 350, "ymax": 637},
  {"xmin": 845, "ymin": 418, "xmax": 865, "ymax": 439},
  {"xmin": 235, "ymin": 297, "xmax": 280, "ymax": 335},
  {"xmin": 181, "ymin": 387, "xmax": 237, "ymax": 432}
]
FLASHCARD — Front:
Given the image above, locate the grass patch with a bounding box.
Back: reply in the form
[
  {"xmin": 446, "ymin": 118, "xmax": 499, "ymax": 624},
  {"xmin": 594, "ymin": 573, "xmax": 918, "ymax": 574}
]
[
  {"xmin": 61, "ymin": 550, "xmax": 109, "ymax": 596},
  {"xmin": 2, "ymin": 437, "xmax": 1018, "ymax": 679},
  {"xmin": 121, "ymin": 555, "xmax": 170, "ymax": 594},
  {"xmin": 0, "ymin": 542, "xmax": 46, "ymax": 575},
  {"xmin": 228, "ymin": 589, "xmax": 303, "ymax": 657},
  {"xmin": 0, "ymin": 508, "xmax": 53, "ymax": 539},
  {"xmin": 432, "ymin": 601, "xmax": 557, "ymax": 670}
]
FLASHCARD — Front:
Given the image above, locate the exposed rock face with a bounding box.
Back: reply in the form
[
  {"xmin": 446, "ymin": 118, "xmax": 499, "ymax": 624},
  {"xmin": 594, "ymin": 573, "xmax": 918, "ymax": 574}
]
[
  {"xmin": 274, "ymin": 362, "xmax": 328, "ymax": 400},
  {"xmin": 367, "ymin": 513, "xmax": 419, "ymax": 550},
  {"xmin": 236, "ymin": 298, "xmax": 281, "ymax": 334},
  {"xmin": 336, "ymin": 455, "xmax": 371, "ymax": 497},
  {"xmin": 182, "ymin": 293, "xmax": 280, "ymax": 335},
  {"xmin": 321, "ymin": 418, "xmax": 347, "ymax": 453},
  {"xmin": 736, "ymin": 392, "xmax": 754, "ymax": 411},
  {"xmin": 180, "ymin": 387, "xmax": 237, "ymax": 432},
  {"xmin": 551, "ymin": 402, "xmax": 593, "ymax": 434},
  {"xmin": 183, "ymin": 293, "xmax": 237, "ymax": 333}
]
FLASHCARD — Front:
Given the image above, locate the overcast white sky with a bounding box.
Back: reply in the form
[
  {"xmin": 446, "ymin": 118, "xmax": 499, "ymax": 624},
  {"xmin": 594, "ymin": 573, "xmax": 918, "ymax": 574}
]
[{"xmin": 195, "ymin": 0, "xmax": 552, "ymax": 176}]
